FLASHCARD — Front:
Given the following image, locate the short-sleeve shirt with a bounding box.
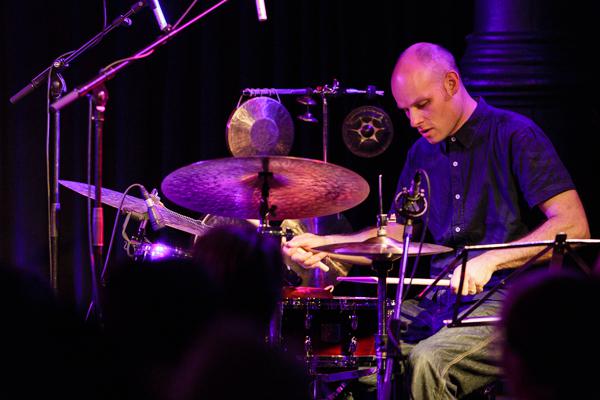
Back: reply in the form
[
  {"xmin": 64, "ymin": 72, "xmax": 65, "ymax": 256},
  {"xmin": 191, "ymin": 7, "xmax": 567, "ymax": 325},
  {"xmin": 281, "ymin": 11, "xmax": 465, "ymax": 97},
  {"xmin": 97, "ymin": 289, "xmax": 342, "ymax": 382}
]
[{"xmin": 389, "ymin": 98, "xmax": 574, "ymax": 286}]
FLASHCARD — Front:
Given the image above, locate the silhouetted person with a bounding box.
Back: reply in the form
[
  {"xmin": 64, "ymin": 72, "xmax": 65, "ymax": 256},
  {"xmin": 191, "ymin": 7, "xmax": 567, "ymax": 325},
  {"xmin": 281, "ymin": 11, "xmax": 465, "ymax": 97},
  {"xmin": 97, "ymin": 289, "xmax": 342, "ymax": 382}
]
[
  {"xmin": 1, "ymin": 262, "xmax": 112, "ymax": 399},
  {"xmin": 167, "ymin": 316, "xmax": 311, "ymax": 400},
  {"xmin": 501, "ymin": 270, "xmax": 600, "ymax": 399},
  {"xmin": 192, "ymin": 224, "xmax": 285, "ymax": 330},
  {"xmin": 102, "ymin": 258, "xmax": 218, "ymax": 399}
]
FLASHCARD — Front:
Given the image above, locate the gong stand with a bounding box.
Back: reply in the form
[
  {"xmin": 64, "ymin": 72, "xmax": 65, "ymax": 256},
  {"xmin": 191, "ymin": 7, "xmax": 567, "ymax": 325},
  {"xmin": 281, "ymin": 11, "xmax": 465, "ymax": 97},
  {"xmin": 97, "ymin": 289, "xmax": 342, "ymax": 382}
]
[{"xmin": 241, "ymin": 81, "xmax": 384, "ymax": 162}]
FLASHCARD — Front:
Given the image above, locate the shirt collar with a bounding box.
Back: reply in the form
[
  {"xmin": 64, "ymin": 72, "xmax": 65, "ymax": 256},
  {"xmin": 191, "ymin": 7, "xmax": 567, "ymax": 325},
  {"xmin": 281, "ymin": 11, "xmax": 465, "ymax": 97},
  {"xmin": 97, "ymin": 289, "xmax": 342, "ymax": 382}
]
[{"xmin": 443, "ymin": 97, "xmax": 487, "ymax": 152}]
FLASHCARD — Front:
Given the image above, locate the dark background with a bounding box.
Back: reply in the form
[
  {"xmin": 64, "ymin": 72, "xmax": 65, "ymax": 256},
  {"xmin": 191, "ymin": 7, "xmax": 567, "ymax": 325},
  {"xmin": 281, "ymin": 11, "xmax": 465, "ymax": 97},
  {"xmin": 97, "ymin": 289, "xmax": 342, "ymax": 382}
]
[{"xmin": 1, "ymin": 0, "xmax": 598, "ymax": 309}]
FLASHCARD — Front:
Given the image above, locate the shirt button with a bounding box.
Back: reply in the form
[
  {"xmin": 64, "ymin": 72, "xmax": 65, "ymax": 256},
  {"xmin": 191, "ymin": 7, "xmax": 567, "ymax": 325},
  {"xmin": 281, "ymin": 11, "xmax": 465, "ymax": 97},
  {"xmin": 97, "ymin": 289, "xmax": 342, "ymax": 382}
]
[
  {"xmin": 455, "ymin": 194, "xmax": 461, "ymax": 200},
  {"xmin": 450, "ymin": 137, "xmax": 456, "ymax": 142},
  {"xmin": 452, "ymin": 161, "xmax": 458, "ymax": 167},
  {"xmin": 455, "ymin": 227, "xmax": 461, "ymax": 233}
]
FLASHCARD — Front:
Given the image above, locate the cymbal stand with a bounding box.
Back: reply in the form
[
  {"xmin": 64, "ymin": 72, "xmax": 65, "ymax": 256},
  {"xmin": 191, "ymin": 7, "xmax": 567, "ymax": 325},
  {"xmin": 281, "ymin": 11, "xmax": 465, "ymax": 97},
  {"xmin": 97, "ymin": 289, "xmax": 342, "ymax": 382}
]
[
  {"xmin": 370, "ymin": 174, "xmax": 406, "ymax": 400},
  {"xmin": 257, "ymin": 157, "xmax": 277, "ymax": 234}
]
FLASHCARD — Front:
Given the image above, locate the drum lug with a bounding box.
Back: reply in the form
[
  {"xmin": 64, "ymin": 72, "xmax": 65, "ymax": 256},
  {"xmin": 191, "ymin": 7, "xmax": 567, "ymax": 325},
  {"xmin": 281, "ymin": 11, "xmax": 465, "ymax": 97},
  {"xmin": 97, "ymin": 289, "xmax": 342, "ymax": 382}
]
[
  {"xmin": 350, "ymin": 312, "xmax": 358, "ymax": 330},
  {"xmin": 348, "ymin": 336, "xmax": 358, "ymax": 354},
  {"xmin": 304, "ymin": 336, "xmax": 313, "ymax": 356},
  {"xmin": 304, "ymin": 312, "xmax": 313, "ymax": 330}
]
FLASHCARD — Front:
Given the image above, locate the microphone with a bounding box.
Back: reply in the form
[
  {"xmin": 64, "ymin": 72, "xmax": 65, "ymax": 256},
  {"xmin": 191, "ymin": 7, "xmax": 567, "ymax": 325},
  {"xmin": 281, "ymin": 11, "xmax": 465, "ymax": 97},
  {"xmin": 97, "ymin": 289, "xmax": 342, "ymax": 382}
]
[
  {"xmin": 141, "ymin": 187, "xmax": 166, "ymax": 231},
  {"xmin": 409, "ymin": 171, "xmax": 421, "ymax": 199},
  {"xmin": 394, "ymin": 170, "xmax": 427, "ymax": 220},
  {"xmin": 147, "ymin": 0, "xmax": 170, "ymax": 32},
  {"xmin": 255, "ymin": 0, "xmax": 267, "ymax": 21}
]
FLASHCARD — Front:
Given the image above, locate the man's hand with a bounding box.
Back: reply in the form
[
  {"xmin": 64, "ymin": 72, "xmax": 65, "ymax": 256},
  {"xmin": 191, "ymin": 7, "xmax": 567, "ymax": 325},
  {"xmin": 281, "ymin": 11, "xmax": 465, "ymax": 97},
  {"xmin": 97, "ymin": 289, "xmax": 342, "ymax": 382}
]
[
  {"xmin": 450, "ymin": 255, "xmax": 497, "ymax": 295},
  {"xmin": 282, "ymin": 233, "xmax": 330, "ymax": 271}
]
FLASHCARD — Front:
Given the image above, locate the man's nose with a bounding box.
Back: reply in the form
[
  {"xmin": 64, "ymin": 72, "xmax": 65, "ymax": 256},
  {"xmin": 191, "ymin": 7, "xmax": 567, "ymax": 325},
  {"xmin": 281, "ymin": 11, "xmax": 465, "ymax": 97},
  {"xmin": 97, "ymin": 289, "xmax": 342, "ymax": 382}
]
[{"xmin": 408, "ymin": 109, "xmax": 423, "ymax": 128}]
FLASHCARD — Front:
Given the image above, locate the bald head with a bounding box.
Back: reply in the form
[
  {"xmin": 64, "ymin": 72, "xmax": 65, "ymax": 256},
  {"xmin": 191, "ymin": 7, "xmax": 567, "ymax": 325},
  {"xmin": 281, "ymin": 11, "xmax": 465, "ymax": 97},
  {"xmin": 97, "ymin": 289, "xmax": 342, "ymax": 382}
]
[
  {"xmin": 393, "ymin": 42, "xmax": 459, "ymax": 83},
  {"xmin": 390, "ymin": 43, "xmax": 476, "ymax": 144}
]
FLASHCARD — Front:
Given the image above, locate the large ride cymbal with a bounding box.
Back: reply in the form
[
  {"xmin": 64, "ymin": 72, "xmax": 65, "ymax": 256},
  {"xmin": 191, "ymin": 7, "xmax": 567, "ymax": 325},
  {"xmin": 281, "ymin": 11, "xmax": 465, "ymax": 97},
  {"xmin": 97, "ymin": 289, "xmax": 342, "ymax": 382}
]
[
  {"xmin": 59, "ymin": 180, "xmax": 210, "ymax": 237},
  {"xmin": 313, "ymin": 235, "xmax": 453, "ymax": 262},
  {"xmin": 160, "ymin": 156, "xmax": 370, "ymax": 220}
]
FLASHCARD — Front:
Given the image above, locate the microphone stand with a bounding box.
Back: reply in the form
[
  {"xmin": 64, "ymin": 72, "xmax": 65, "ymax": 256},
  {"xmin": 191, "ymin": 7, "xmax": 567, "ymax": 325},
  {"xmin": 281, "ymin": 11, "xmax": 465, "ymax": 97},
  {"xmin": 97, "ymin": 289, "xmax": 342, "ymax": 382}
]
[
  {"xmin": 9, "ymin": 2, "xmax": 144, "ymax": 294},
  {"xmin": 48, "ymin": 70, "xmax": 66, "ymax": 292},
  {"xmin": 382, "ymin": 171, "xmax": 428, "ymax": 399},
  {"xmin": 88, "ymin": 85, "xmax": 109, "ymax": 322},
  {"xmin": 50, "ymin": 0, "xmax": 230, "ymax": 112},
  {"xmin": 45, "ymin": 0, "xmax": 228, "ymax": 321}
]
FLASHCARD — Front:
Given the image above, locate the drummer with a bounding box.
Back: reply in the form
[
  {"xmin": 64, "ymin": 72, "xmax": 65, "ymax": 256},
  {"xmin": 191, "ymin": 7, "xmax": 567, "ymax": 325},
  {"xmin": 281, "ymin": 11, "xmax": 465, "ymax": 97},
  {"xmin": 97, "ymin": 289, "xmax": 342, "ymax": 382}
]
[{"xmin": 283, "ymin": 42, "xmax": 589, "ymax": 399}]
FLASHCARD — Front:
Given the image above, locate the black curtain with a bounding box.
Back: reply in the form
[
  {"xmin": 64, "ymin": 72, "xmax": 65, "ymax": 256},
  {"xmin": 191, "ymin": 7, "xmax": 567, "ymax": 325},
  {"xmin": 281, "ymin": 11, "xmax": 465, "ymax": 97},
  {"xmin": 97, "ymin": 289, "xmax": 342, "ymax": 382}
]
[{"xmin": 1, "ymin": 0, "xmax": 598, "ymax": 309}]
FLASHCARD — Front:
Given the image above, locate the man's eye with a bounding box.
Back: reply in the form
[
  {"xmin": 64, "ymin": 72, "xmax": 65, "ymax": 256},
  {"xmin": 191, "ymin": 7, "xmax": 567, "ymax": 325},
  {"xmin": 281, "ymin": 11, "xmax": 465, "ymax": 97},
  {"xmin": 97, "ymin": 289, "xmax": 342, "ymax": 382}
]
[{"xmin": 417, "ymin": 101, "xmax": 429, "ymax": 109}]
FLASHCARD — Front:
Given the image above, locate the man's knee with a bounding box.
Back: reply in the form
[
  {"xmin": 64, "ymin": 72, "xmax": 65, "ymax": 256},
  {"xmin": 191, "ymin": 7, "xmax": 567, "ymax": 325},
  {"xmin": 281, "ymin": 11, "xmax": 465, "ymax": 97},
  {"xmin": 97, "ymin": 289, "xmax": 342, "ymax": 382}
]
[{"xmin": 408, "ymin": 341, "xmax": 441, "ymax": 377}]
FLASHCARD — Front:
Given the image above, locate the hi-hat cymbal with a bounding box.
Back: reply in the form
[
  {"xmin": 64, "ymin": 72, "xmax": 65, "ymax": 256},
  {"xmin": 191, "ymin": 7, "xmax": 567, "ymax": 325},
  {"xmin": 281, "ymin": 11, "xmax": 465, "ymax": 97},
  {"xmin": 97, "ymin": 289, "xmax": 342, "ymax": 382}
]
[
  {"xmin": 160, "ymin": 156, "xmax": 370, "ymax": 220},
  {"xmin": 313, "ymin": 235, "xmax": 453, "ymax": 261},
  {"xmin": 59, "ymin": 180, "xmax": 210, "ymax": 237}
]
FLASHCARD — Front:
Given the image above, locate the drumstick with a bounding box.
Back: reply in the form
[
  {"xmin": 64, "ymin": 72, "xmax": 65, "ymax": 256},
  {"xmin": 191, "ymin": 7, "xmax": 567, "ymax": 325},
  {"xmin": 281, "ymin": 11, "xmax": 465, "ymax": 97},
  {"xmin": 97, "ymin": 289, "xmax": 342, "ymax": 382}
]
[
  {"xmin": 295, "ymin": 247, "xmax": 329, "ymax": 272},
  {"xmin": 337, "ymin": 276, "xmax": 450, "ymax": 286}
]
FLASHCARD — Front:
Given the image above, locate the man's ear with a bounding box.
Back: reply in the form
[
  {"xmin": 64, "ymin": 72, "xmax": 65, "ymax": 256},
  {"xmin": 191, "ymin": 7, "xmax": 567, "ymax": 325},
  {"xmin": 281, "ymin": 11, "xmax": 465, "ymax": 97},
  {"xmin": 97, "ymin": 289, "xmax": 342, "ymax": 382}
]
[{"xmin": 444, "ymin": 71, "xmax": 460, "ymax": 96}]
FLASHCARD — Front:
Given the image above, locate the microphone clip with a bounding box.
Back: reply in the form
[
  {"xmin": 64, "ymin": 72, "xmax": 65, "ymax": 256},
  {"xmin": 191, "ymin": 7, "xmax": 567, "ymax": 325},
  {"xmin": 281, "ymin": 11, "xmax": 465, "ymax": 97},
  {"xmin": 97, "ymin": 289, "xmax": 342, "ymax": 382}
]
[{"xmin": 394, "ymin": 172, "xmax": 428, "ymax": 222}]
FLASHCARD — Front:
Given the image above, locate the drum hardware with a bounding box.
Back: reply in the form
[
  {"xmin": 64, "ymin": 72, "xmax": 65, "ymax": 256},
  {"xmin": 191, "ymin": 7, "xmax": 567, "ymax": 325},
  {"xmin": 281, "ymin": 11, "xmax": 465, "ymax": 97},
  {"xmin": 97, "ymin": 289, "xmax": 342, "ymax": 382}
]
[
  {"xmin": 241, "ymin": 81, "xmax": 384, "ymax": 163},
  {"xmin": 421, "ymin": 235, "xmax": 600, "ymax": 328},
  {"xmin": 314, "ymin": 172, "xmax": 436, "ymax": 400}
]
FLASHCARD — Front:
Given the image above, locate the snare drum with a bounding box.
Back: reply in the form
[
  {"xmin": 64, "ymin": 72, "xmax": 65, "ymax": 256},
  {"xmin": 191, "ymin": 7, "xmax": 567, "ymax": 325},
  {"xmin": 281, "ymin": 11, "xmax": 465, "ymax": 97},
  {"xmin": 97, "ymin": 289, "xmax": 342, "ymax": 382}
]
[{"xmin": 277, "ymin": 296, "xmax": 393, "ymax": 373}]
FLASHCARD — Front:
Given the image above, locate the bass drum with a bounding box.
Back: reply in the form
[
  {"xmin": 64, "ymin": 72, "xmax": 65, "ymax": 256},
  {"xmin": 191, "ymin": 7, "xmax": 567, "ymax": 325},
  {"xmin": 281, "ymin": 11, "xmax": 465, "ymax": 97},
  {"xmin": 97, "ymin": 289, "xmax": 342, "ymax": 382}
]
[{"xmin": 278, "ymin": 296, "xmax": 394, "ymax": 374}]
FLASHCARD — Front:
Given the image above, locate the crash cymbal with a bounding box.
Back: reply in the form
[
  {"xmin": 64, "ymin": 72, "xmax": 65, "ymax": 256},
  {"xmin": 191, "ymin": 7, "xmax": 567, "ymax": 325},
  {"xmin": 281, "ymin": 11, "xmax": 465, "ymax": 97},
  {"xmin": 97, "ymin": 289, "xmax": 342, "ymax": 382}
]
[
  {"xmin": 313, "ymin": 235, "xmax": 453, "ymax": 261},
  {"xmin": 226, "ymin": 97, "xmax": 294, "ymax": 157},
  {"xmin": 160, "ymin": 156, "xmax": 370, "ymax": 220},
  {"xmin": 59, "ymin": 180, "xmax": 210, "ymax": 237}
]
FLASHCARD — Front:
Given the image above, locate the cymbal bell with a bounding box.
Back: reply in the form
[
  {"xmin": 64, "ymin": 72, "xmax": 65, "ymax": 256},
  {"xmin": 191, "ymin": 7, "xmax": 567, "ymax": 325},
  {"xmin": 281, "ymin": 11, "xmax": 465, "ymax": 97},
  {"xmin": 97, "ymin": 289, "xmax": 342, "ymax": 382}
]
[
  {"xmin": 59, "ymin": 180, "xmax": 210, "ymax": 237},
  {"xmin": 313, "ymin": 235, "xmax": 453, "ymax": 261},
  {"xmin": 160, "ymin": 156, "xmax": 369, "ymax": 220}
]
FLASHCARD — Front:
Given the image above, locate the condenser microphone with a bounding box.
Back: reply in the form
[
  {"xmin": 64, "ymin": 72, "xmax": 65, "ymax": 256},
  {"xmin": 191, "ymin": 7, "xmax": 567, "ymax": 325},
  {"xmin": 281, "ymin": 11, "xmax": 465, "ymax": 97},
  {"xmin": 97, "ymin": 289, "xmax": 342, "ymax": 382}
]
[
  {"xmin": 255, "ymin": 0, "xmax": 267, "ymax": 21},
  {"xmin": 141, "ymin": 187, "xmax": 166, "ymax": 231},
  {"xmin": 147, "ymin": 0, "xmax": 170, "ymax": 32}
]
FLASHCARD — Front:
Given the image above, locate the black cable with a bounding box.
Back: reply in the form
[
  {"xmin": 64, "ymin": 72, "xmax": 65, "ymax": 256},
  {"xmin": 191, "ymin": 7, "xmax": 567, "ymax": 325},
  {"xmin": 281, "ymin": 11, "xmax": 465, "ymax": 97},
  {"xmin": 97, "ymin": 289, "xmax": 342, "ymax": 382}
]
[
  {"xmin": 100, "ymin": 183, "xmax": 145, "ymax": 282},
  {"xmin": 402, "ymin": 169, "xmax": 431, "ymax": 302},
  {"xmin": 84, "ymin": 183, "xmax": 145, "ymax": 321}
]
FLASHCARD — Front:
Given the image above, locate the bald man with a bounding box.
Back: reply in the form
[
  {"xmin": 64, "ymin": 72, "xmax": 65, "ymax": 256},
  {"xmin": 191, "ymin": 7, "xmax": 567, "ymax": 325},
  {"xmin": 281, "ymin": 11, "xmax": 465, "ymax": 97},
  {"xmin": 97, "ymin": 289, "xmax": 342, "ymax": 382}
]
[{"xmin": 284, "ymin": 43, "xmax": 589, "ymax": 398}]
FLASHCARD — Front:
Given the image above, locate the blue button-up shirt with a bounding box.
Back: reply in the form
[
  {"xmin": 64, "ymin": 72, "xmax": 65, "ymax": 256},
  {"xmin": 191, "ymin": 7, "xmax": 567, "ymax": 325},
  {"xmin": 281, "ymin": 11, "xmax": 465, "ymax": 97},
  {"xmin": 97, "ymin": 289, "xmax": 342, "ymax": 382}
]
[{"xmin": 390, "ymin": 98, "xmax": 575, "ymax": 285}]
